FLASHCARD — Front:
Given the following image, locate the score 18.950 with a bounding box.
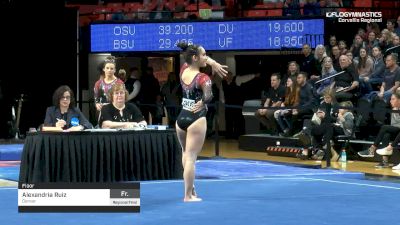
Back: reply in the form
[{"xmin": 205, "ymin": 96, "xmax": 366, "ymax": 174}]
[{"xmin": 268, "ymin": 36, "xmax": 303, "ymax": 47}]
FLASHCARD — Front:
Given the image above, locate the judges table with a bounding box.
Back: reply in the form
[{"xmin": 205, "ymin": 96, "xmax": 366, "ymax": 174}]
[{"xmin": 19, "ymin": 129, "xmax": 182, "ymax": 183}]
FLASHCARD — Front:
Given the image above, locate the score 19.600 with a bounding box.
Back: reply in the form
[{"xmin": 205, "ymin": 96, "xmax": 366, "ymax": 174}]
[
  {"xmin": 159, "ymin": 39, "xmax": 193, "ymax": 49},
  {"xmin": 268, "ymin": 22, "xmax": 304, "ymax": 33},
  {"xmin": 268, "ymin": 36, "xmax": 303, "ymax": 48}
]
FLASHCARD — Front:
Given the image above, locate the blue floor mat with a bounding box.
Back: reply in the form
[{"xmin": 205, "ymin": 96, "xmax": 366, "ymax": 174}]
[
  {"xmin": 2, "ymin": 176, "xmax": 400, "ymax": 225},
  {"xmin": 0, "ymin": 166, "xmax": 20, "ymax": 181},
  {"xmin": 0, "ymin": 144, "xmax": 23, "ymax": 161},
  {"xmin": 0, "ymin": 159, "xmax": 363, "ymax": 184},
  {"xmin": 196, "ymin": 159, "xmax": 364, "ymax": 179},
  {"xmin": 0, "ymin": 158, "xmax": 398, "ymax": 224}
]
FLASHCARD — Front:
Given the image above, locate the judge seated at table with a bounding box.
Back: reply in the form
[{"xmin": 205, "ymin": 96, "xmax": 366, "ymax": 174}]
[
  {"xmin": 43, "ymin": 85, "xmax": 93, "ymax": 131},
  {"xmin": 99, "ymin": 83, "xmax": 147, "ymax": 129}
]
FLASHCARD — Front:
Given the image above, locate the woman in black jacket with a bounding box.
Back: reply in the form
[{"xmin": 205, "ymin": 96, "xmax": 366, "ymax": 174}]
[{"xmin": 44, "ymin": 85, "xmax": 93, "ymax": 131}]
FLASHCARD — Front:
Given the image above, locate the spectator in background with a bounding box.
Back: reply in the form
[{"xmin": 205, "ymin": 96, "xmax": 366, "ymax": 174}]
[
  {"xmin": 274, "ymin": 76, "xmax": 300, "ymax": 136},
  {"xmin": 161, "ymin": 72, "xmax": 181, "ymax": 128},
  {"xmin": 386, "ymin": 34, "xmax": 400, "ymax": 56},
  {"xmin": 340, "ymin": 0, "xmax": 354, "ymax": 7},
  {"xmin": 204, "ymin": 0, "xmax": 226, "ymax": 7},
  {"xmin": 365, "ymin": 31, "xmax": 379, "ymax": 55},
  {"xmin": 338, "ymin": 40, "xmax": 348, "ymax": 55},
  {"xmin": 125, "ymin": 67, "xmax": 142, "ymax": 105},
  {"xmin": 285, "ymin": 61, "xmax": 300, "ymax": 83},
  {"xmin": 379, "ymin": 29, "xmax": 394, "ymax": 53},
  {"xmin": 317, "ymin": 57, "xmax": 337, "ymax": 96},
  {"xmin": 358, "ymin": 91, "xmax": 400, "ymax": 169},
  {"xmin": 364, "ymin": 46, "xmax": 385, "ymax": 93},
  {"xmin": 292, "ymin": 72, "xmax": 317, "ymax": 125},
  {"xmin": 174, "ymin": 3, "xmax": 187, "ymax": 19},
  {"xmin": 111, "ymin": 8, "xmax": 125, "ymax": 20},
  {"xmin": 117, "ymin": 69, "xmax": 127, "ymax": 82},
  {"xmin": 297, "ymin": 91, "xmax": 339, "ymax": 160},
  {"xmin": 140, "ymin": 67, "xmax": 162, "ymax": 124},
  {"xmin": 137, "ymin": 0, "xmax": 153, "ymax": 20},
  {"xmin": 149, "ymin": 0, "xmax": 172, "ymax": 19},
  {"xmin": 354, "ymin": 48, "xmax": 373, "ymax": 95},
  {"xmin": 365, "ymin": 53, "xmax": 400, "ymax": 103},
  {"xmin": 350, "ymin": 34, "xmax": 365, "ymax": 58},
  {"xmin": 331, "ymin": 45, "xmax": 341, "ymax": 72},
  {"xmin": 345, "ymin": 51, "xmax": 353, "ymax": 61},
  {"xmin": 357, "ymin": 28, "xmax": 367, "ymax": 41},
  {"xmin": 326, "ymin": 0, "xmax": 339, "ymax": 11},
  {"xmin": 387, "ymin": 19, "xmax": 396, "ymax": 34},
  {"xmin": 366, "ymin": 22, "xmax": 381, "ymax": 38},
  {"xmin": 325, "ymin": 35, "xmax": 337, "ymax": 57},
  {"xmin": 311, "ymin": 44, "xmax": 328, "ymax": 81},
  {"xmin": 328, "ymin": 101, "xmax": 355, "ymax": 157},
  {"xmin": 300, "ymin": 44, "xmax": 316, "ymax": 78},
  {"xmin": 44, "ymin": 85, "xmax": 93, "ymax": 131},
  {"xmin": 255, "ymin": 73, "xmax": 285, "ymax": 135},
  {"xmin": 320, "ymin": 0, "xmax": 339, "ymax": 16},
  {"xmin": 334, "ymin": 54, "xmax": 359, "ymax": 102},
  {"xmin": 303, "ymin": 0, "xmax": 320, "ymax": 16},
  {"xmin": 334, "ymin": 101, "xmax": 355, "ymax": 137},
  {"xmin": 395, "ymin": 15, "xmax": 400, "ymax": 36},
  {"xmin": 384, "ymin": 91, "xmax": 400, "ymax": 170},
  {"xmin": 282, "ymin": 0, "xmax": 301, "ymax": 17}
]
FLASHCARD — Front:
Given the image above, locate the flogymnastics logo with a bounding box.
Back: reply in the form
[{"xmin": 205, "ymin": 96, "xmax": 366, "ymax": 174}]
[{"xmin": 325, "ymin": 11, "xmax": 382, "ymax": 23}]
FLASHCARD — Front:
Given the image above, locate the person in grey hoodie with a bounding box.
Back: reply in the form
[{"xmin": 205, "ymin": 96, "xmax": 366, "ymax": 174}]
[{"xmin": 333, "ymin": 101, "xmax": 355, "ymax": 137}]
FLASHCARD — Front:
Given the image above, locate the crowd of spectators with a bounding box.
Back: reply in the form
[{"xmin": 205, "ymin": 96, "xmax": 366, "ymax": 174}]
[{"xmin": 252, "ymin": 17, "xmax": 400, "ymax": 167}]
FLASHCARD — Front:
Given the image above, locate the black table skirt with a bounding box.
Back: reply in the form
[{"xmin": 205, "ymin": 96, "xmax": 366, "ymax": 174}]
[{"xmin": 19, "ymin": 130, "xmax": 182, "ymax": 182}]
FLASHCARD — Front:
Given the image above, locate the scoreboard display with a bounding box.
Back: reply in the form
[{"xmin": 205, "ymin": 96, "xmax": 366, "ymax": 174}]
[{"xmin": 91, "ymin": 19, "xmax": 324, "ymax": 52}]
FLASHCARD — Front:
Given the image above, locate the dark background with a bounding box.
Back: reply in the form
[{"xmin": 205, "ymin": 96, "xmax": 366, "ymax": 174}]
[{"xmin": 0, "ymin": 1, "xmax": 78, "ymax": 138}]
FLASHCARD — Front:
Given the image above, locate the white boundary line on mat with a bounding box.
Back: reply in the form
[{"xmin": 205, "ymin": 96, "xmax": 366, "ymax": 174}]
[
  {"xmin": 197, "ymin": 160, "xmax": 284, "ymax": 167},
  {"xmin": 141, "ymin": 177, "xmax": 309, "ymax": 185},
  {"xmin": 142, "ymin": 177, "xmax": 400, "ymax": 190},
  {"xmin": 304, "ymin": 177, "xmax": 400, "ymax": 190}
]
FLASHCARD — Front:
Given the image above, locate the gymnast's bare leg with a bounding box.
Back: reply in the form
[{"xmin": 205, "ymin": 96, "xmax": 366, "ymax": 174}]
[
  {"xmin": 175, "ymin": 122, "xmax": 196, "ymax": 197},
  {"xmin": 176, "ymin": 117, "xmax": 206, "ymax": 202}
]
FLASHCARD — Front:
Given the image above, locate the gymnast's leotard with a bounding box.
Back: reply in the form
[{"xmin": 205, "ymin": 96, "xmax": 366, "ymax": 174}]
[{"xmin": 176, "ymin": 63, "xmax": 213, "ymax": 130}]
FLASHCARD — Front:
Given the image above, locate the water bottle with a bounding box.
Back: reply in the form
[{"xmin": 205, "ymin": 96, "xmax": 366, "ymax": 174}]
[{"xmin": 340, "ymin": 149, "xmax": 347, "ymax": 162}]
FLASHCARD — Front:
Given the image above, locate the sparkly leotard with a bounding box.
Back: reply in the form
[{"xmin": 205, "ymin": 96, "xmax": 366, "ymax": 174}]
[{"xmin": 176, "ymin": 63, "xmax": 213, "ymax": 130}]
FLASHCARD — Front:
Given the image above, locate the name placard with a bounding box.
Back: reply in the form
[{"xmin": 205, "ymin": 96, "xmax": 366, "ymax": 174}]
[{"xmin": 18, "ymin": 183, "xmax": 140, "ymax": 213}]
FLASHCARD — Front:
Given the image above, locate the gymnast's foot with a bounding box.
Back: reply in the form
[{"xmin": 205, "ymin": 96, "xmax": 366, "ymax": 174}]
[{"xmin": 184, "ymin": 196, "xmax": 202, "ymax": 202}]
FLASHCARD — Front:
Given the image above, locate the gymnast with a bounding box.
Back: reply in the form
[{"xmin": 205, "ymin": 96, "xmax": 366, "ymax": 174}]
[{"xmin": 175, "ymin": 42, "xmax": 228, "ymax": 202}]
